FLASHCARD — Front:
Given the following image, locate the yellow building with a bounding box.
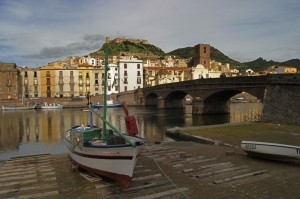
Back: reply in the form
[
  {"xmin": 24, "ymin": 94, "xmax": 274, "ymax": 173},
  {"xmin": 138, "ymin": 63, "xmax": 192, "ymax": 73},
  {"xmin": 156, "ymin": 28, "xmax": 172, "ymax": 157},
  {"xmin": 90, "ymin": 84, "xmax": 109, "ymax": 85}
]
[
  {"xmin": 283, "ymin": 66, "xmax": 298, "ymax": 73},
  {"xmin": 39, "ymin": 65, "xmax": 59, "ymax": 98}
]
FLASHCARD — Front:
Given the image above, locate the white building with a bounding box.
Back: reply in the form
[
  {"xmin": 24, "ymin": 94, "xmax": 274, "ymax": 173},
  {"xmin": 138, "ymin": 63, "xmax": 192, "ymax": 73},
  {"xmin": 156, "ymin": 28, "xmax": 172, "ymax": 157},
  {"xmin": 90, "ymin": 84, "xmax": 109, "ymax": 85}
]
[
  {"xmin": 191, "ymin": 64, "xmax": 208, "ymax": 79},
  {"xmin": 118, "ymin": 57, "xmax": 143, "ymax": 92},
  {"xmin": 107, "ymin": 63, "xmax": 119, "ymax": 95}
]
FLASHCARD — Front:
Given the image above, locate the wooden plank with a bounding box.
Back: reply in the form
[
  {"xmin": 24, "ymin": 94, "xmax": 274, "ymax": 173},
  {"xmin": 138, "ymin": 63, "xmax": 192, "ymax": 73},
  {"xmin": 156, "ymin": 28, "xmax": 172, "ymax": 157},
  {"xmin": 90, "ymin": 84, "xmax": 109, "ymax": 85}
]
[
  {"xmin": 132, "ymin": 174, "xmax": 162, "ymax": 182},
  {"xmin": 134, "ymin": 169, "xmax": 152, "ymax": 174},
  {"xmin": 4, "ymin": 190, "xmax": 59, "ymax": 199},
  {"xmin": 132, "ymin": 187, "xmax": 189, "ymax": 199},
  {"xmin": 0, "ymin": 183, "xmax": 57, "ymax": 195},
  {"xmin": 213, "ymin": 170, "xmax": 268, "ymax": 184},
  {"xmin": 172, "ymin": 163, "xmax": 184, "ymax": 168},
  {"xmin": 191, "ymin": 166, "xmax": 248, "ymax": 178},
  {"xmin": 168, "ymin": 156, "xmax": 205, "ymax": 164},
  {"xmin": 0, "ymin": 174, "xmax": 37, "ymax": 183},
  {"xmin": 191, "ymin": 158, "xmax": 217, "ymax": 164},
  {"xmin": 122, "ymin": 180, "xmax": 169, "ymax": 192},
  {"xmin": 182, "ymin": 162, "xmax": 232, "ymax": 173},
  {"xmin": 0, "ymin": 179, "xmax": 37, "ymax": 188}
]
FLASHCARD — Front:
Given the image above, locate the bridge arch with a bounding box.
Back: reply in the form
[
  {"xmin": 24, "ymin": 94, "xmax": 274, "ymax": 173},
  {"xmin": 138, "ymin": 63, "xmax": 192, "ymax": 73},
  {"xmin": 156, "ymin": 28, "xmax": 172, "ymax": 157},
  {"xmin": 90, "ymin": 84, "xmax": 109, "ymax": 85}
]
[
  {"xmin": 164, "ymin": 91, "xmax": 189, "ymax": 108},
  {"xmin": 201, "ymin": 90, "xmax": 242, "ymax": 114},
  {"xmin": 145, "ymin": 92, "xmax": 159, "ymax": 106}
]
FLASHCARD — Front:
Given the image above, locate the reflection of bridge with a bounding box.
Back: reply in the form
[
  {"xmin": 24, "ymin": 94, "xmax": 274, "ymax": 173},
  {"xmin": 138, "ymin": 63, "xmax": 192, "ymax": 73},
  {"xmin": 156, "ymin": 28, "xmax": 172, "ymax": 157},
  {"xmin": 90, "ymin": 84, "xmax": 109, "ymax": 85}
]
[{"xmin": 137, "ymin": 74, "xmax": 300, "ymax": 125}]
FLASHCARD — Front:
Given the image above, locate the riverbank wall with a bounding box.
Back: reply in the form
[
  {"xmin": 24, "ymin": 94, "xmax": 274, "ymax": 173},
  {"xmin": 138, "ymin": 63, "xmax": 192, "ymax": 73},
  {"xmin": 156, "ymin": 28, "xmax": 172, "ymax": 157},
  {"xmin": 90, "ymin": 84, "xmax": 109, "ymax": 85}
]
[{"xmin": 261, "ymin": 83, "xmax": 300, "ymax": 125}]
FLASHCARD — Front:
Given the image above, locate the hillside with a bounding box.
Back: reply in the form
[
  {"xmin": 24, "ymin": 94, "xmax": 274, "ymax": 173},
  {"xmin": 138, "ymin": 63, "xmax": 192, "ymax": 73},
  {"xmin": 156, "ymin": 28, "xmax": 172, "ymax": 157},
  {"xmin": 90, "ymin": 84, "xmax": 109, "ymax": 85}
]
[
  {"xmin": 91, "ymin": 40, "xmax": 300, "ymax": 71},
  {"xmin": 91, "ymin": 41, "xmax": 165, "ymax": 59},
  {"xmin": 167, "ymin": 46, "xmax": 242, "ymax": 67}
]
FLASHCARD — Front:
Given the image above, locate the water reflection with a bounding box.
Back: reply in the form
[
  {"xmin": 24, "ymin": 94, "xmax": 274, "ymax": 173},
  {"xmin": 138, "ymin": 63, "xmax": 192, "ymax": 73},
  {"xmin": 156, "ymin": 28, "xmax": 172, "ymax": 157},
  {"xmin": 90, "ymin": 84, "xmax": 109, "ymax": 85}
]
[{"xmin": 0, "ymin": 103, "xmax": 262, "ymax": 160}]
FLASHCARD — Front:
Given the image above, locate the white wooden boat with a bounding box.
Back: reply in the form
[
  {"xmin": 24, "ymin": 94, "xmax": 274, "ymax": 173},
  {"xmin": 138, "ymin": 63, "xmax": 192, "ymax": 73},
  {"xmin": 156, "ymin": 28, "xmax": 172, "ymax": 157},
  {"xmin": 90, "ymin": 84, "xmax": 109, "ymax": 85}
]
[
  {"xmin": 64, "ymin": 49, "xmax": 145, "ymax": 188},
  {"xmin": 41, "ymin": 102, "xmax": 63, "ymax": 109},
  {"xmin": 64, "ymin": 125, "xmax": 145, "ymax": 188},
  {"xmin": 241, "ymin": 141, "xmax": 300, "ymax": 164}
]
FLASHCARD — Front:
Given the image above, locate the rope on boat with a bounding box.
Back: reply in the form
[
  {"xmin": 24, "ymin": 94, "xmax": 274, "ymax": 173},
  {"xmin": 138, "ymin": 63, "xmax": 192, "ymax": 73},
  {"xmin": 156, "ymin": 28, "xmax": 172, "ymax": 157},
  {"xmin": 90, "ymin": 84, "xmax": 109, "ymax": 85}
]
[{"xmin": 145, "ymin": 143, "xmax": 191, "ymax": 199}]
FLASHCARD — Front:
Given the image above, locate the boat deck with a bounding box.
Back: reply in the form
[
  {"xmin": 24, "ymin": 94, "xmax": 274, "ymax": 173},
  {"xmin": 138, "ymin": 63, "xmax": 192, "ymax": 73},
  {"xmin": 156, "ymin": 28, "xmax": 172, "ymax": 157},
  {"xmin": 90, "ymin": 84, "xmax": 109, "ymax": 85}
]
[{"xmin": 1, "ymin": 141, "xmax": 300, "ymax": 199}]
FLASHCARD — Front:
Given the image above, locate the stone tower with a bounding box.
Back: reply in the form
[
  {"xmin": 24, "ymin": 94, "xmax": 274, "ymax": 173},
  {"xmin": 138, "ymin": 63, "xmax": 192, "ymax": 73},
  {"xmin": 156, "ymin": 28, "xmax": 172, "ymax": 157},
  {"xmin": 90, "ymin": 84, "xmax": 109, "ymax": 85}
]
[
  {"xmin": 193, "ymin": 44, "xmax": 210, "ymax": 69},
  {"xmin": 106, "ymin": 36, "xmax": 111, "ymax": 44}
]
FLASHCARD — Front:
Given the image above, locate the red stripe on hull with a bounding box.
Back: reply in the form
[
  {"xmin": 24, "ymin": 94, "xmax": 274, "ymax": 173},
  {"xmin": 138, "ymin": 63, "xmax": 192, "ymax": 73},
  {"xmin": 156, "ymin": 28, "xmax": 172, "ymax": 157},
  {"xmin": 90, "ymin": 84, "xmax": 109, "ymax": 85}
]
[{"xmin": 72, "ymin": 157, "xmax": 132, "ymax": 189}]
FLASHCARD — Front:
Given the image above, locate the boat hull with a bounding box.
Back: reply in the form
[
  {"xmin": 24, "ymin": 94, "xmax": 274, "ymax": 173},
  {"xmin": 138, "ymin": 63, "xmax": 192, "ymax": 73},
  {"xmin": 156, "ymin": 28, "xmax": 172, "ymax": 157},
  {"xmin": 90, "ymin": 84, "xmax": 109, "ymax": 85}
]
[
  {"xmin": 241, "ymin": 141, "xmax": 300, "ymax": 164},
  {"xmin": 41, "ymin": 105, "xmax": 63, "ymax": 109},
  {"xmin": 64, "ymin": 126, "xmax": 145, "ymax": 188},
  {"xmin": 92, "ymin": 104, "xmax": 123, "ymax": 108},
  {"xmin": 2, "ymin": 105, "xmax": 36, "ymax": 110}
]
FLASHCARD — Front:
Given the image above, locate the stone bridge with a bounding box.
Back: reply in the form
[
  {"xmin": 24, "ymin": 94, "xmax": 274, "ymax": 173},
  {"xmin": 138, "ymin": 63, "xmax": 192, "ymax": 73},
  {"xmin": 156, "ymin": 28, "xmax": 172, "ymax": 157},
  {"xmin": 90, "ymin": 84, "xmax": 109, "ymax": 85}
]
[{"xmin": 134, "ymin": 74, "xmax": 300, "ymax": 125}]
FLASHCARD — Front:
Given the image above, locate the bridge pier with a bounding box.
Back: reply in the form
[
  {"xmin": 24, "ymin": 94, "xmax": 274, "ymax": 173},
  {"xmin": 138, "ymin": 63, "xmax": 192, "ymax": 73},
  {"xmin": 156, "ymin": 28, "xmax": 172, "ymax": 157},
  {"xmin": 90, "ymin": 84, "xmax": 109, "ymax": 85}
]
[
  {"xmin": 192, "ymin": 97, "xmax": 204, "ymax": 114},
  {"xmin": 157, "ymin": 97, "xmax": 186, "ymax": 109},
  {"xmin": 157, "ymin": 97, "xmax": 165, "ymax": 109}
]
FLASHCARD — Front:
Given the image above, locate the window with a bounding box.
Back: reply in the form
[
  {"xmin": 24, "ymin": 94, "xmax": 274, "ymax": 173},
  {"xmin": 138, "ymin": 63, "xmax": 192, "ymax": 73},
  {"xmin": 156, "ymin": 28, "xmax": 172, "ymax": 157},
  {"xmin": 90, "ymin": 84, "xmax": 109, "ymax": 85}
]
[
  {"xmin": 46, "ymin": 71, "xmax": 50, "ymax": 77},
  {"xmin": 124, "ymin": 86, "xmax": 127, "ymax": 91},
  {"xmin": 124, "ymin": 78, "xmax": 128, "ymax": 84},
  {"xmin": 95, "ymin": 73, "xmax": 98, "ymax": 79},
  {"xmin": 124, "ymin": 71, "xmax": 128, "ymax": 76},
  {"xmin": 137, "ymin": 78, "xmax": 141, "ymax": 84},
  {"xmin": 204, "ymin": 46, "xmax": 206, "ymax": 53},
  {"xmin": 137, "ymin": 64, "xmax": 140, "ymax": 69},
  {"xmin": 124, "ymin": 64, "xmax": 127, "ymax": 69},
  {"xmin": 70, "ymin": 71, "xmax": 73, "ymax": 76},
  {"xmin": 46, "ymin": 78, "xmax": 50, "ymax": 85},
  {"xmin": 137, "ymin": 71, "xmax": 141, "ymax": 76},
  {"xmin": 34, "ymin": 71, "xmax": 37, "ymax": 78},
  {"xmin": 59, "ymin": 71, "xmax": 63, "ymax": 76}
]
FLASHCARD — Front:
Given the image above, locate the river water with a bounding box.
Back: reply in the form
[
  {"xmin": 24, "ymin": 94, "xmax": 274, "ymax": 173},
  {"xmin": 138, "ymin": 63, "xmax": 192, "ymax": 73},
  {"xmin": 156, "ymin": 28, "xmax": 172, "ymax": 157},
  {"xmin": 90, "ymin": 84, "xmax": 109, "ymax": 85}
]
[{"xmin": 0, "ymin": 103, "xmax": 262, "ymax": 161}]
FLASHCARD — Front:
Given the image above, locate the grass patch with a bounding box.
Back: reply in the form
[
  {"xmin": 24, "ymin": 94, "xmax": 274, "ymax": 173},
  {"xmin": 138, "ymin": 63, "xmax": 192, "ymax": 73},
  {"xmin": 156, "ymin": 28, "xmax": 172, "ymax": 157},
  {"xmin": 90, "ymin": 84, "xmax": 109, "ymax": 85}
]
[{"xmin": 179, "ymin": 123, "xmax": 300, "ymax": 147}]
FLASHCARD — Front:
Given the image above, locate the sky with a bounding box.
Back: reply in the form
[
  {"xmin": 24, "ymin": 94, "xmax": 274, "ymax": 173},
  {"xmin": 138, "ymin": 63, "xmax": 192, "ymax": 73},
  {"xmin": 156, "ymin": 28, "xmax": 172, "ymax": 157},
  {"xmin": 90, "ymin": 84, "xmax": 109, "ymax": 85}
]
[{"xmin": 0, "ymin": 0, "xmax": 299, "ymax": 67}]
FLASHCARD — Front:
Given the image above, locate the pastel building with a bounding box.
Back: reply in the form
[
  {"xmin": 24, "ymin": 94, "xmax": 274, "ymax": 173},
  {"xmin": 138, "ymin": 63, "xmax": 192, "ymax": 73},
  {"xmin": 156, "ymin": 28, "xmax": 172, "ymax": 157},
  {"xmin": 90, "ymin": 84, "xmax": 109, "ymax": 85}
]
[{"xmin": 118, "ymin": 57, "xmax": 143, "ymax": 92}]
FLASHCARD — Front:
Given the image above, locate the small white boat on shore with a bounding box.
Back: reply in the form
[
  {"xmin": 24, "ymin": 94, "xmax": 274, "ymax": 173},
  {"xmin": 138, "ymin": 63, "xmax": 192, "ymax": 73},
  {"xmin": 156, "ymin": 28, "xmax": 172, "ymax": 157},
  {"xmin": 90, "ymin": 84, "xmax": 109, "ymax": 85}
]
[
  {"xmin": 241, "ymin": 141, "xmax": 300, "ymax": 164},
  {"xmin": 92, "ymin": 100, "xmax": 122, "ymax": 109},
  {"xmin": 41, "ymin": 102, "xmax": 63, "ymax": 109}
]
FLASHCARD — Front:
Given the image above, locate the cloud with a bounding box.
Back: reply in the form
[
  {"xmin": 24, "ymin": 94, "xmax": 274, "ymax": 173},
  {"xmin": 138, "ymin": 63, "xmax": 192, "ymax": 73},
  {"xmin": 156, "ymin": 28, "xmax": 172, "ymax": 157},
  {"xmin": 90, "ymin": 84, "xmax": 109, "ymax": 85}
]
[
  {"xmin": 0, "ymin": 0, "xmax": 300, "ymax": 66},
  {"xmin": 20, "ymin": 34, "xmax": 106, "ymax": 59}
]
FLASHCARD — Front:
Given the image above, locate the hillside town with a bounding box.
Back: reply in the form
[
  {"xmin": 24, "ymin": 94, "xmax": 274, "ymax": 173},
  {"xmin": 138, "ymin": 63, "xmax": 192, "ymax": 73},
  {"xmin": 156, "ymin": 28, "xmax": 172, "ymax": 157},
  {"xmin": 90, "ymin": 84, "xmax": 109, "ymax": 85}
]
[{"xmin": 0, "ymin": 37, "xmax": 298, "ymax": 100}]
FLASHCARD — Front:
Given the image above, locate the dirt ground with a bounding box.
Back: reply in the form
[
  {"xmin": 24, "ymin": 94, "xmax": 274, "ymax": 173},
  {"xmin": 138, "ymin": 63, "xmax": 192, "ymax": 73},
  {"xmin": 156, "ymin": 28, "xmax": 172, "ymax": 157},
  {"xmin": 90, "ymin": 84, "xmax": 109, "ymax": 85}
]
[{"xmin": 1, "ymin": 122, "xmax": 300, "ymax": 199}]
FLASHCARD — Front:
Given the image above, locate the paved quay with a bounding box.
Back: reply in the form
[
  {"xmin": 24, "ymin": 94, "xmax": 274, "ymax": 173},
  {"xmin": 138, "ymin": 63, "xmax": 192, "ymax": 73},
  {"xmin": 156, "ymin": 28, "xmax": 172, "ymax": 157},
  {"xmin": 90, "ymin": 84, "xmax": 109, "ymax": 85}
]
[{"xmin": 0, "ymin": 140, "xmax": 300, "ymax": 199}]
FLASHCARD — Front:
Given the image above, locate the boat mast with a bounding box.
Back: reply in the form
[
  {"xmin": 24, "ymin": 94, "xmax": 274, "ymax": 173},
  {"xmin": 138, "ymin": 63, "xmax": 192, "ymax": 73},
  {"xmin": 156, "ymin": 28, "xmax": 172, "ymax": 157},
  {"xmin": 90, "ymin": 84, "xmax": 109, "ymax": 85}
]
[{"xmin": 103, "ymin": 48, "xmax": 108, "ymax": 138}]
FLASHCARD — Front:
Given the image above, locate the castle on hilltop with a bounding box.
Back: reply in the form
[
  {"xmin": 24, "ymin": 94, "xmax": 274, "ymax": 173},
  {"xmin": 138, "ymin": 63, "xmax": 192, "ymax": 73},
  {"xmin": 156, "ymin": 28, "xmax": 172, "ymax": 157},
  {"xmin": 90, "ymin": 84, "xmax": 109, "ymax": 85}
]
[{"xmin": 106, "ymin": 36, "xmax": 148, "ymax": 45}]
